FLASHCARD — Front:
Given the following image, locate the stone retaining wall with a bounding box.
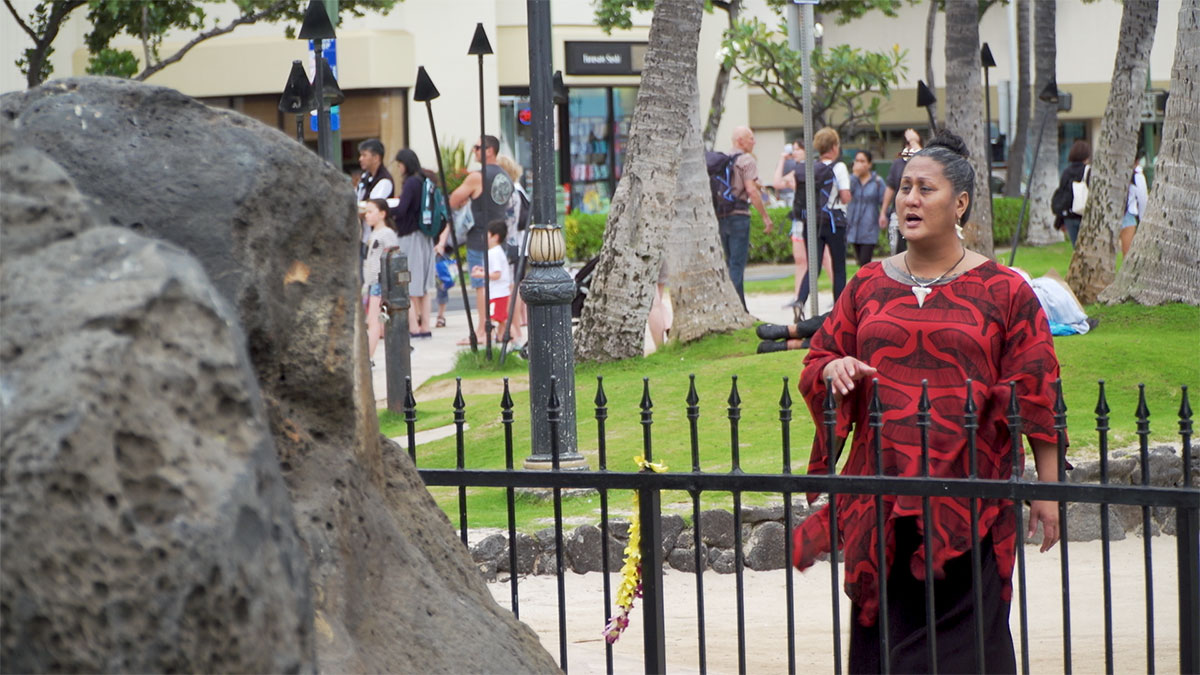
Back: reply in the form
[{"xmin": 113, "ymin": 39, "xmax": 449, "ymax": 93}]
[{"xmin": 469, "ymin": 446, "xmax": 1195, "ymax": 580}]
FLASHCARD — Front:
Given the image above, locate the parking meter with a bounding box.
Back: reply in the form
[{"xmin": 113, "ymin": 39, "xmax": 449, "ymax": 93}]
[{"xmin": 382, "ymin": 249, "xmax": 411, "ymax": 414}]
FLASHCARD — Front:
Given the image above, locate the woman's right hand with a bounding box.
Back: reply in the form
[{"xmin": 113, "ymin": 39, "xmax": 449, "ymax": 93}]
[
  {"xmin": 822, "ymin": 356, "xmax": 877, "ymax": 401},
  {"xmin": 878, "ymin": 212, "xmax": 889, "ymax": 228}
]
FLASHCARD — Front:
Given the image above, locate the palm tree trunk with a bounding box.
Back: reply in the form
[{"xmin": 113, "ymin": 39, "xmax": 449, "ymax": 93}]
[
  {"xmin": 1026, "ymin": 0, "xmax": 1062, "ymax": 245},
  {"xmin": 668, "ymin": 67, "xmax": 753, "ymax": 343},
  {"xmin": 943, "ymin": 0, "xmax": 994, "ymax": 257},
  {"xmin": 924, "ymin": 0, "xmax": 938, "ymax": 127},
  {"xmin": 1101, "ymin": 0, "xmax": 1200, "ymax": 306},
  {"xmin": 702, "ymin": 0, "xmax": 740, "ymax": 150},
  {"xmin": 1003, "ymin": 0, "xmax": 1031, "ymax": 198},
  {"xmin": 575, "ymin": 0, "xmax": 749, "ymax": 363},
  {"xmin": 1066, "ymin": 0, "xmax": 1159, "ymax": 303}
]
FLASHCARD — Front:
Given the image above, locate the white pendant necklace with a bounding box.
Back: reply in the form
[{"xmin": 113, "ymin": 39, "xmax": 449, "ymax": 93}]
[{"xmin": 903, "ymin": 248, "xmax": 967, "ymax": 307}]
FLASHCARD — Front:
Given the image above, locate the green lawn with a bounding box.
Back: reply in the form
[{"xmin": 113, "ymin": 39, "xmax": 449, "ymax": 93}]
[{"xmin": 387, "ymin": 245, "xmax": 1198, "ymax": 531}]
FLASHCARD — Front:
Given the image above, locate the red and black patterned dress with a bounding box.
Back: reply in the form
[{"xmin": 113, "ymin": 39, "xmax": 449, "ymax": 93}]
[{"xmin": 794, "ymin": 260, "xmax": 1064, "ymax": 670}]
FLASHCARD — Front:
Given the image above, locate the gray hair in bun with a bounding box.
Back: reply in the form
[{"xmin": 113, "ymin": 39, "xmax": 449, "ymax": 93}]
[{"xmin": 911, "ymin": 131, "xmax": 975, "ymax": 224}]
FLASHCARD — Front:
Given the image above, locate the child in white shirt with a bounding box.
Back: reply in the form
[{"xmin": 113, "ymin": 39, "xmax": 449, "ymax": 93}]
[{"xmin": 471, "ymin": 220, "xmax": 512, "ymax": 338}]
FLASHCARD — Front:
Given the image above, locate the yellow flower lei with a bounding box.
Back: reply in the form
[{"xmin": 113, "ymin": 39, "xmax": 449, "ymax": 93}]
[{"xmin": 602, "ymin": 455, "xmax": 667, "ymax": 644}]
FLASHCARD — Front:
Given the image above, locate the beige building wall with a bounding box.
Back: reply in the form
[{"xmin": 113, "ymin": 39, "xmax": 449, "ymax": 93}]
[{"xmin": 2, "ymin": 0, "xmax": 1176, "ymax": 179}]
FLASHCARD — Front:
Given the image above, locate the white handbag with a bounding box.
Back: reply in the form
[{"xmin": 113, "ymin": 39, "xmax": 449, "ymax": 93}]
[{"xmin": 1071, "ymin": 165, "xmax": 1090, "ymax": 216}]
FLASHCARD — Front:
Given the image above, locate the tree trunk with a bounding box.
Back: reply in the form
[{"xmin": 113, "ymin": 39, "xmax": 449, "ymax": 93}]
[
  {"xmin": 1066, "ymin": 0, "xmax": 1159, "ymax": 304},
  {"xmin": 575, "ymin": 0, "xmax": 749, "ymax": 363},
  {"xmin": 924, "ymin": 0, "xmax": 938, "ymax": 127},
  {"xmin": 20, "ymin": 0, "xmax": 86, "ymax": 88},
  {"xmin": 943, "ymin": 0, "xmax": 993, "ymax": 257},
  {"xmin": 702, "ymin": 0, "xmax": 740, "ymax": 150},
  {"xmin": 1003, "ymin": 0, "xmax": 1031, "ymax": 198},
  {"xmin": 1101, "ymin": 0, "xmax": 1200, "ymax": 306},
  {"xmin": 667, "ymin": 68, "xmax": 754, "ymax": 343},
  {"xmin": 1026, "ymin": 0, "xmax": 1063, "ymax": 244}
]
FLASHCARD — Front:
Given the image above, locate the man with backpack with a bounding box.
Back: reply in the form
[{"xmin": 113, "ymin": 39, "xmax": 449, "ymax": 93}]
[
  {"xmin": 788, "ymin": 127, "xmax": 852, "ymax": 316},
  {"xmin": 707, "ymin": 126, "xmax": 774, "ymax": 309}
]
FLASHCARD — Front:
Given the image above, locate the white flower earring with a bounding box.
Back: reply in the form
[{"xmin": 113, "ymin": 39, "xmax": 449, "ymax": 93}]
[{"xmin": 955, "ymin": 218, "xmax": 965, "ymax": 240}]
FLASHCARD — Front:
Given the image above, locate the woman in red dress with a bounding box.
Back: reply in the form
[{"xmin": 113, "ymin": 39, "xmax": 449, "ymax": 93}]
[{"xmin": 794, "ymin": 132, "xmax": 1063, "ymax": 673}]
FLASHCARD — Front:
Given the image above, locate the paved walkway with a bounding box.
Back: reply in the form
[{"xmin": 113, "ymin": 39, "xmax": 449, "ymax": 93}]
[{"xmin": 489, "ymin": 536, "xmax": 1180, "ymax": 674}]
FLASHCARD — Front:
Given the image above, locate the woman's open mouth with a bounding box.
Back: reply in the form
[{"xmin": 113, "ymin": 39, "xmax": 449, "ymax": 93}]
[{"xmin": 904, "ymin": 213, "xmax": 923, "ymax": 227}]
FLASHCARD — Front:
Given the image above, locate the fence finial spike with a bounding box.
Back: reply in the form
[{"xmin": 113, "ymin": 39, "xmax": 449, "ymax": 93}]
[
  {"xmin": 1180, "ymin": 384, "xmax": 1193, "ymax": 422},
  {"xmin": 594, "ymin": 375, "xmax": 607, "ymax": 408},
  {"xmin": 1136, "ymin": 382, "xmax": 1150, "ymax": 420},
  {"xmin": 728, "ymin": 375, "xmax": 741, "ymax": 408},
  {"xmin": 963, "ymin": 378, "xmax": 977, "ymax": 414},
  {"xmin": 404, "ymin": 375, "xmax": 417, "ymax": 410},
  {"xmin": 1053, "ymin": 378, "xmax": 1067, "ymax": 415},
  {"xmin": 869, "ymin": 378, "xmax": 882, "ymax": 414},
  {"xmin": 640, "ymin": 377, "xmax": 653, "ymax": 411},
  {"xmin": 548, "ymin": 374, "xmax": 561, "ymax": 411},
  {"xmin": 919, "ymin": 379, "xmax": 930, "ymax": 413},
  {"xmin": 687, "ymin": 374, "xmax": 700, "ymax": 407},
  {"xmin": 778, "ymin": 376, "xmax": 792, "ymax": 409},
  {"xmin": 1095, "ymin": 379, "xmax": 1110, "ymax": 417},
  {"xmin": 823, "ymin": 376, "xmax": 836, "ymax": 412},
  {"xmin": 1006, "ymin": 380, "xmax": 1020, "ymax": 418},
  {"xmin": 500, "ymin": 377, "xmax": 513, "ymax": 410},
  {"xmin": 453, "ymin": 376, "xmax": 466, "ymax": 411}
]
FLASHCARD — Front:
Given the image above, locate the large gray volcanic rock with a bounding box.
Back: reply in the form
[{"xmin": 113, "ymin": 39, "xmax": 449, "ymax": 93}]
[
  {"xmin": 0, "ymin": 139, "xmax": 314, "ymax": 672},
  {"xmin": 1, "ymin": 77, "xmax": 558, "ymax": 673}
]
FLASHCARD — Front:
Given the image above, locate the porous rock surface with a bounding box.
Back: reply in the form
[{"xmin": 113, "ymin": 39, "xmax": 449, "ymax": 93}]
[
  {"xmin": 1, "ymin": 77, "xmax": 557, "ymax": 673},
  {"xmin": 0, "ymin": 135, "xmax": 314, "ymax": 672}
]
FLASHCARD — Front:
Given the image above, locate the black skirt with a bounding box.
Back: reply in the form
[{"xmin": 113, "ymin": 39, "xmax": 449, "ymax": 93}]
[{"xmin": 848, "ymin": 517, "xmax": 1017, "ymax": 674}]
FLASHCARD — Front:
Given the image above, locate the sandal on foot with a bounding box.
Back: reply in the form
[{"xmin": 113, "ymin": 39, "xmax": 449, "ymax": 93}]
[{"xmin": 435, "ymin": 316, "xmax": 446, "ymax": 328}]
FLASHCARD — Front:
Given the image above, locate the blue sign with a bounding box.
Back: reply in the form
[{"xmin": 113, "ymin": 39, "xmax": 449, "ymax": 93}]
[{"xmin": 308, "ymin": 38, "xmax": 340, "ymax": 132}]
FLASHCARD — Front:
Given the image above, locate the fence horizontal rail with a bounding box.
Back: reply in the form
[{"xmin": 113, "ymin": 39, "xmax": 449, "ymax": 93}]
[{"xmin": 418, "ymin": 469, "xmax": 1198, "ymax": 507}]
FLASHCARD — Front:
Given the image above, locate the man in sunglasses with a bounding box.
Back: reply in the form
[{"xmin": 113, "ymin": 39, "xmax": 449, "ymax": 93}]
[{"xmin": 449, "ymin": 134, "xmax": 513, "ymax": 346}]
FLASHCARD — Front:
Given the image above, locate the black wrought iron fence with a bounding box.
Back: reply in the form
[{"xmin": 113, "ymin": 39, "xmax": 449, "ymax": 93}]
[{"xmin": 405, "ymin": 375, "xmax": 1199, "ymax": 674}]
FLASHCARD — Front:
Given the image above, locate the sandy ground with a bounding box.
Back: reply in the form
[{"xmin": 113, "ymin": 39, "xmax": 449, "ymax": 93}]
[{"xmin": 489, "ymin": 536, "xmax": 1185, "ymax": 673}]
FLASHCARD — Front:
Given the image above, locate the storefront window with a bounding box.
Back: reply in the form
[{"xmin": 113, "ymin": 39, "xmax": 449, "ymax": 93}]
[
  {"xmin": 499, "ymin": 95, "xmax": 535, "ymax": 188},
  {"xmin": 567, "ymin": 86, "xmax": 637, "ymax": 214}
]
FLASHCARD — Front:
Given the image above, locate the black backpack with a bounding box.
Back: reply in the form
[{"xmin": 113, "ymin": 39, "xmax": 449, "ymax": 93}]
[
  {"xmin": 792, "ymin": 160, "xmax": 842, "ymax": 231},
  {"xmin": 1050, "ymin": 180, "xmax": 1073, "ymax": 218},
  {"xmin": 705, "ymin": 151, "xmax": 747, "ymax": 217}
]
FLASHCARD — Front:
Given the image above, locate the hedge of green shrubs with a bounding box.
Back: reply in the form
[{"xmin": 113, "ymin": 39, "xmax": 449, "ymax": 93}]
[{"xmin": 563, "ymin": 196, "xmax": 1028, "ymax": 264}]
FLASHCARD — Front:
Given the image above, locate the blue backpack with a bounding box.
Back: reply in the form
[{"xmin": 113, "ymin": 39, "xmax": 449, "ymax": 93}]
[
  {"xmin": 792, "ymin": 160, "xmax": 843, "ymax": 232},
  {"xmin": 706, "ymin": 151, "xmax": 747, "ymax": 217},
  {"xmin": 419, "ymin": 177, "xmax": 449, "ymax": 238}
]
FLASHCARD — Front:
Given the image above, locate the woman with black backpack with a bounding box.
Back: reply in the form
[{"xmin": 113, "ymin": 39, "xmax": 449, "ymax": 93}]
[
  {"xmin": 1052, "ymin": 140, "xmax": 1091, "ymax": 247},
  {"xmin": 391, "ymin": 149, "xmax": 439, "ymax": 338}
]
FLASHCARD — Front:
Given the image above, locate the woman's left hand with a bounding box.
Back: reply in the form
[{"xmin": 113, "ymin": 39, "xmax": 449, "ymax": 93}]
[{"xmin": 1028, "ymin": 500, "xmax": 1060, "ymax": 552}]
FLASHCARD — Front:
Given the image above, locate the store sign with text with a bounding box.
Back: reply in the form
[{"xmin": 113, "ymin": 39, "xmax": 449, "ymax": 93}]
[{"xmin": 565, "ymin": 42, "xmax": 647, "ymax": 76}]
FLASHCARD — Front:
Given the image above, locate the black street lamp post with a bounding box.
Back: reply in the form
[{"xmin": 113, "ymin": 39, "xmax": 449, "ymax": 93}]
[
  {"xmin": 278, "ymin": 60, "xmax": 314, "ymax": 142},
  {"xmin": 498, "ymin": 70, "xmax": 567, "ymax": 365},
  {"xmin": 981, "ymin": 43, "xmax": 997, "ymax": 163},
  {"xmin": 412, "ymin": 66, "xmax": 479, "ymax": 348},
  {"xmin": 1009, "ymin": 79, "xmax": 1067, "ymax": 265},
  {"xmin": 468, "ymin": 24, "xmax": 495, "ymax": 360},
  {"xmin": 522, "ymin": 0, "xmax": 584, "ymax": 471},
  {"xmin": 917, "ymin": 79, "xmax": 938, "ymax": 133},
  {"xmin": 298, "ymin": 0, "xmax": 340, "ymax": 166}
]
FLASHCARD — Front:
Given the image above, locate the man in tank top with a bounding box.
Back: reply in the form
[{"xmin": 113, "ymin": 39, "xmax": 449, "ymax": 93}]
[{"xmin": 450, "ymin": 134, "xmax": 513, "ymax": 346}]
